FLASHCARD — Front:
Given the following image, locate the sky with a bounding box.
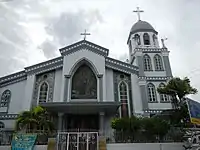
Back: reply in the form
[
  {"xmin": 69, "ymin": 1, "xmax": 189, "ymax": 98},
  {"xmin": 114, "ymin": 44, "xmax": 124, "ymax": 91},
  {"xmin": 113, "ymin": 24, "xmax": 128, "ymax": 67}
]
[{"xmin": 0, "ymin": 0, "xmax": 200, "ymax": 99}]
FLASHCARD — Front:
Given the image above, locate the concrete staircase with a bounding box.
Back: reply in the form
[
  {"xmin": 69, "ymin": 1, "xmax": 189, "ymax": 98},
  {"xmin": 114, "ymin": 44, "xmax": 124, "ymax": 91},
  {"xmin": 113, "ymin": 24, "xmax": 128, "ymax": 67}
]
[{"xmin": 99, "ymin": 137, "xmax": 107, "ymax": 150}]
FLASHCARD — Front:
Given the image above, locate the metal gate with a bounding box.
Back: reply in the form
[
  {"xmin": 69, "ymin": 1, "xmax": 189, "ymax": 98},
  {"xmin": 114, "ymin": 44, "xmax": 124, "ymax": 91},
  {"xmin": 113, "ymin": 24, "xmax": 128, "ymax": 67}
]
[{"xmin": 57, "ymin": 132, "xmax": 99, "ymax": 150}]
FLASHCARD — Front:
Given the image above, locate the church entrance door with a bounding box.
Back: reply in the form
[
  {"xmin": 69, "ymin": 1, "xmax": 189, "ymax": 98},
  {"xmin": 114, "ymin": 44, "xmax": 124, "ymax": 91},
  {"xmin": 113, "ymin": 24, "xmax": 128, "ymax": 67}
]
[{"xmin": 67, "ymin": 114, "xmax": 99, "ymax": 132}]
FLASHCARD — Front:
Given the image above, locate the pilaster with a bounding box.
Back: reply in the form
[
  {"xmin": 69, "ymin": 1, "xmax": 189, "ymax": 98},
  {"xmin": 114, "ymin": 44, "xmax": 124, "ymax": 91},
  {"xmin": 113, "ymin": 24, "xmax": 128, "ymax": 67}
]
[
  {"xmin": 58, "ymin": 113, "xmax": 64, "ymax": 131},
  {"xmin": 99, "ymin": 112, "xmax": 105, "ymax": 136},
  {"xmin": 64, "ymin": 75, "xmax": 71, "ymax": 102}
]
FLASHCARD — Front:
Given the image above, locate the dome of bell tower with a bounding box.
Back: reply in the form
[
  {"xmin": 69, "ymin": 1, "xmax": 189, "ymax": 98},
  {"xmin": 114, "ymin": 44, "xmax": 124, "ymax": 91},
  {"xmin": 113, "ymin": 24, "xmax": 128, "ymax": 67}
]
[{"xmin": 130, "ymin": 20, "xmax": 157, "ymax": 34}]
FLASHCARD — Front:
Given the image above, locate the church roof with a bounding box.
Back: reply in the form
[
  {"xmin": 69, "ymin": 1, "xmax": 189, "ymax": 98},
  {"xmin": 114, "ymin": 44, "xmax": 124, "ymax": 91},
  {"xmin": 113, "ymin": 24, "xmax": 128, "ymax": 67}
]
[
  {"xmin": 130, "ymin": 20, "xmax": 157, "ymax": 34},
  {"xmin": 59, "ymin": 40, "xmax": 109, "ymax": 57},
  {"xmin": 127, "ymin": 20, "xmax": 158, "ymax": 44}
]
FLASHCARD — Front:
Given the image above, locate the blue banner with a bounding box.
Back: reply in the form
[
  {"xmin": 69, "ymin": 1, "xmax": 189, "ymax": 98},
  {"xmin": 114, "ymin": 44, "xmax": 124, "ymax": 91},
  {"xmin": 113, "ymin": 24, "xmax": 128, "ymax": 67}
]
[
  {"xmin": 187, "ymin": 98, "xmax": 200, "ymax": 125},
  {"xmin": 11, "ymin": 133, "xmax": 37, "ymax": 150}
]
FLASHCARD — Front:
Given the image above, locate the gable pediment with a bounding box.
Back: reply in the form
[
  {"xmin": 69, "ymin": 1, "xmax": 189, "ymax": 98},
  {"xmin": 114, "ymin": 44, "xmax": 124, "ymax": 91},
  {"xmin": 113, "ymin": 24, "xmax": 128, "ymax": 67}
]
[{"xmin": 59, "ymin": 40, "xmax": 109, "ymax": 57}]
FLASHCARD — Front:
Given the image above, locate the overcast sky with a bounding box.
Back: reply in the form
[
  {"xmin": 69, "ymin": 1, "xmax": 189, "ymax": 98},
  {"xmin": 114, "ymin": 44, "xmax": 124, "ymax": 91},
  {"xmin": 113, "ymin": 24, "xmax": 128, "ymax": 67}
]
[{"xmin": 0, "ymin": 0, "xmax": 200, "ymax": 99}]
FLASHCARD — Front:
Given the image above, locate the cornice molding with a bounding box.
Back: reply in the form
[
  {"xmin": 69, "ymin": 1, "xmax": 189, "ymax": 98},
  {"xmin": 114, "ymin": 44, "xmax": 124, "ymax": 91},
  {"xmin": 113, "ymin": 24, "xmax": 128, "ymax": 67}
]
[
  {"xmin": 0, "ymin": 71, "xmax": 26, "ymax": 84},
  {"xmin": 25, "ymin": 57, "xmax": 63, "ymax": 74},
  {"xmin": 139, "ymin": 76, "xmax": 172, "ymax": 81},
  {"xmin": 105, "ymin": 57, "xmax": 139, "ymax": 75},
  {"xmin": 59, "ymin": 40, "xmax": 109, "ymax": 57},
  {"xmin": 134, "ymin": 47, "xmax": 169, "ymax": 53},
  {"xmin": 0, "ymin": 114, "xmax": 18, "ymax": 120}
]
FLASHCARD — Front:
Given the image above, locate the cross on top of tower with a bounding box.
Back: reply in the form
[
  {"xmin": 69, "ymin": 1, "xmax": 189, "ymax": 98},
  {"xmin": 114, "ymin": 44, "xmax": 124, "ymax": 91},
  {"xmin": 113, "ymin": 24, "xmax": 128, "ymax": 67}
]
[
  {"xmin": 80, "ymin": 29, "xmax": 91, "ymax": 40},
  {"xmin": 133, "ymin": 7, "xmax": 144, "ymax": 21}
]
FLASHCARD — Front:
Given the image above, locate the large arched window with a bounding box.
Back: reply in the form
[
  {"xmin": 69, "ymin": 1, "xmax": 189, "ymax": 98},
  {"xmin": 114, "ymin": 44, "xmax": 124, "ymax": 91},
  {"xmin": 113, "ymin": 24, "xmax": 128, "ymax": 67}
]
[
  {"xmin": 71, "ymin": 64, "xmax": 97, "ymax": 99},
  {"xmin": 143, "ymin": 33, "xmax": 150, "ymax": 45},
  {"xmin": 159, "ymin": 83, "xmax": 169, "ymax": 102},
  {"xmin": 1, "ymin": 90, "xmax": 11, "ymax": 107},
  {"xmin": 134, "ymin": 34, "xmax": 141, "ymax": 45},
  {"xmin": 147, "ymin": 83, "xmax": 157, "ymax": 102},
  {"xmin": 154, "ymin": 54, "xmax": 163, "ymax": 71},
  {"xmin": 143, "ymin": 54, "xmax": 152, "ymax": 71},
  {"xmin": 39, "ymin": 82, "xmax": 48, "ymax": 103},
  {"xmin": 119, "ymin": 81, "xmax": 129, "ymax": 117}
]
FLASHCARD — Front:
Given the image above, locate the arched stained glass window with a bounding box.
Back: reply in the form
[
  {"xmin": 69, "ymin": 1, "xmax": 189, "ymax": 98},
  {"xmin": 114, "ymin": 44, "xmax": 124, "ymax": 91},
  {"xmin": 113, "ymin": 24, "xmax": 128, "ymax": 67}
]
[
  {"xmin": 71, "ymin": 64, "xmax": 97, "ymax": 99},
  {"xmin": 119, "ymin": 81, "xmax": 129, "ymax": 117},
  {"xmin": 39, "ymin": 82, "xmax": 48, "ymax": 103},
  {"xmin": 1, "ymin": 90, "xmax": 11, "ymax": 107}
]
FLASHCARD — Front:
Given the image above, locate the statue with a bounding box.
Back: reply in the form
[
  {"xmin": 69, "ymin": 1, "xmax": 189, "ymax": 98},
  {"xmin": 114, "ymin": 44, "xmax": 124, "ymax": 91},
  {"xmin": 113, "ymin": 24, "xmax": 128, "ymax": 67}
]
[{"xmin": 161, "ymin": 38, "xmax": 167, "ymax": 48}]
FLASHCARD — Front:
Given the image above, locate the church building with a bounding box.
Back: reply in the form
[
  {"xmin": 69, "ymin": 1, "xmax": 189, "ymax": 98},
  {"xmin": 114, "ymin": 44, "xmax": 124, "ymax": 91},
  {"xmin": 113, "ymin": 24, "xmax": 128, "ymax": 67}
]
[{"xmin": 0, "ymin": 10, "xmax": 173, "ymax": 135}]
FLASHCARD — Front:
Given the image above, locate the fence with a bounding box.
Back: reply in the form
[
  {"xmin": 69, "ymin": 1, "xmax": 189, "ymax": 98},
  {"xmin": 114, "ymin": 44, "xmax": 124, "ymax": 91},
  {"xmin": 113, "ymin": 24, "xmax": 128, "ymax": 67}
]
[
  {"xmin": 105, "ymin": 130, "xmax": 184, "ymax": 143},
  {"xmin": 0, "ymin": 129, "xmax": 185, "ymax": 146}
]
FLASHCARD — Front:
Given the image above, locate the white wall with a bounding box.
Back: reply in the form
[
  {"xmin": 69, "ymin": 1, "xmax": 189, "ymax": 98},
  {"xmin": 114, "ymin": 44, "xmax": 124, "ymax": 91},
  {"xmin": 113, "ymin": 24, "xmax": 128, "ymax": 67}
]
[
  {"xmin": 131, "ymin": 74, "xmax": 143, "ymax": 114},
  {"xmin": 53, "ymin": 69, "xmax": 63, "ymax": 102},
  {"xmin": 0, "ymin": 120, "xmax": 15, "ymax": 129},
  {"xmin": 24, "ymin": 75, "xmax": 35, "ymax": 111},
  {"xmin": 62, "ymin": 49, "xmax": 106, "ymax": 101},
  {"xmin": 105, "ymin": 69, "xmax": 114, "ymax": 101},
  {"xmin": 107, "ymin": 143, "xmax": 184, "ymax": 150},
  {"xmin": 0, "ymin": 80, "xmax": 26, "ymax": 114}
]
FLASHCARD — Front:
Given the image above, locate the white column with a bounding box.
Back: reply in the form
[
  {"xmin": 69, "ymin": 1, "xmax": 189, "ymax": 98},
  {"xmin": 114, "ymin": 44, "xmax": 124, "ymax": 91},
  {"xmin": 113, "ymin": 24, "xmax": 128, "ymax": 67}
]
[
  {"xmin": 99, "ymin": 112, "xmax": 105, "ymax": 136},
  {"xmin": 58, "ymin": 113, "xmax": 64, "ymax": 131}
]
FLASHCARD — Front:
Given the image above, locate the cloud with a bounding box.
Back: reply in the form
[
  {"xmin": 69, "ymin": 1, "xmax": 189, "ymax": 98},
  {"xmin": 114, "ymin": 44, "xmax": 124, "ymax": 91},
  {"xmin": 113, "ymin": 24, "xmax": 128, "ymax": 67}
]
[
  {"xmin": 0, "ymin": 3, "xmax": 31, "ymax": 75},
  {"xmin": 39, "ymin": 10, "xmax": 103, "ymax": 58}
]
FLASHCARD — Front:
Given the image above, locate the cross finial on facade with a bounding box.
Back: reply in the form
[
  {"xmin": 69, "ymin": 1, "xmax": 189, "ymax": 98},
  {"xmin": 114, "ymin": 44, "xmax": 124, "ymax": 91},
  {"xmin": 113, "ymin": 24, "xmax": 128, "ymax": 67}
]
[
  {"xmin": 80, "ymin": 29, "xmax": 91, "ymax": 40},
  {"xmin": 133, "ymin": 7, "xmax": 144, "ymax": 21}
]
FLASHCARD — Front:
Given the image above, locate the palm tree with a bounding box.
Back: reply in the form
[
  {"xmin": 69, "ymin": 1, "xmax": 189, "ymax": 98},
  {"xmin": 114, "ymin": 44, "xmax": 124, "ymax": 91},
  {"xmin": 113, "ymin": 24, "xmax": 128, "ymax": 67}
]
[
  {"xmin": 157, "ymin": 77, "xmax": 197, "ymax": 127},
  {"xmin": 15, "ymin": 106, "xmax": 55, "ymax": 133},
  {"xmin": 157, "ymin": 77, "xmax": 197, "ymax": 109}
]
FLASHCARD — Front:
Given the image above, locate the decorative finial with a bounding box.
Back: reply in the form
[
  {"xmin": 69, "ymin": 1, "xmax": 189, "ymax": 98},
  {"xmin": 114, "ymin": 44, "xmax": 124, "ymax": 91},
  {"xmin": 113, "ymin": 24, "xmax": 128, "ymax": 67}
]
[
  {"xmin": 80, "ymin": 29, "xmax": 91, "ymax": 40},
  {"xmin": 161, "ymin": 38, "xmax": 168, "ymax": 48},
  {"xmin": 133, "ymin": 7, "xmax": 144, "ymax": 21}
]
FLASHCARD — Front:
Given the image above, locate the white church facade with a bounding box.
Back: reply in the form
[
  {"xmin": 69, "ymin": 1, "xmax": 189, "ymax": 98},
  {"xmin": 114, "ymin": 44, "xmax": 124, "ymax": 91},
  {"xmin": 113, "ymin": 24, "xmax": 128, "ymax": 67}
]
[{"xmin": 0, "ymin": 17, "xmax": 173, "ymax": 135}]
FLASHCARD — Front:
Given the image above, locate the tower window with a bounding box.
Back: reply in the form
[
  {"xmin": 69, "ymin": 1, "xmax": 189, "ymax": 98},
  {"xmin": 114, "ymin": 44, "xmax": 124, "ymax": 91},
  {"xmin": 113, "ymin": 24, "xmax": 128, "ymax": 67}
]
[
  {"xmin": 134, "ymin": 34, "xmax": 141, "ymax": 45},
  {"xmin": 154, "ymin": 54, "xmax": 163, "ymax": 71},
  {"xmin": 39, "ymin": 82, "xmax": 49, "ymax": 103},
  {"xmin": 143, "ymin": 33, "xmax": 150, "ymax": 45},
  {"xmin": 159, "ymin": 83, "xmax": 169, "ymax": 102},
  {"xmin": 147, "ymin": 83, "xmax": 157, "ymax": 102},
  {"xmin": 143, "ymin": 54, "xmax": 152, "ymax": 71},
  {"xmin": 118, "ymin": 81, "xmax": 129, "ymax": 117}
]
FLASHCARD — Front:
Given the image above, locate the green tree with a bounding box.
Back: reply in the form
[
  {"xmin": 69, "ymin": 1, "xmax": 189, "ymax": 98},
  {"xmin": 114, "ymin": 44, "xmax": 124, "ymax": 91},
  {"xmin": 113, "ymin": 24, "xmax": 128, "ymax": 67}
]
[
  {"xmin": 157, "ymin": 77, "xmax": 197, "ymax": 127},
  {"xmin": 157, "ymin": 77, "xmax": 197, "ymax": 109},
  {"xmin": 15, "ymin": 106, "xmax": 55, "ymax": 133}
]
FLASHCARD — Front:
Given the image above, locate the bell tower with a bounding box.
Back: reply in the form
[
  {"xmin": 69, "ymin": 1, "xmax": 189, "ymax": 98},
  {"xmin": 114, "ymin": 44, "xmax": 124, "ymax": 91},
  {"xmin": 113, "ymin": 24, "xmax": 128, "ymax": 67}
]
[{"xmin": 128, "ymin": 7, "xmax": 173, "ymax": 116}]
